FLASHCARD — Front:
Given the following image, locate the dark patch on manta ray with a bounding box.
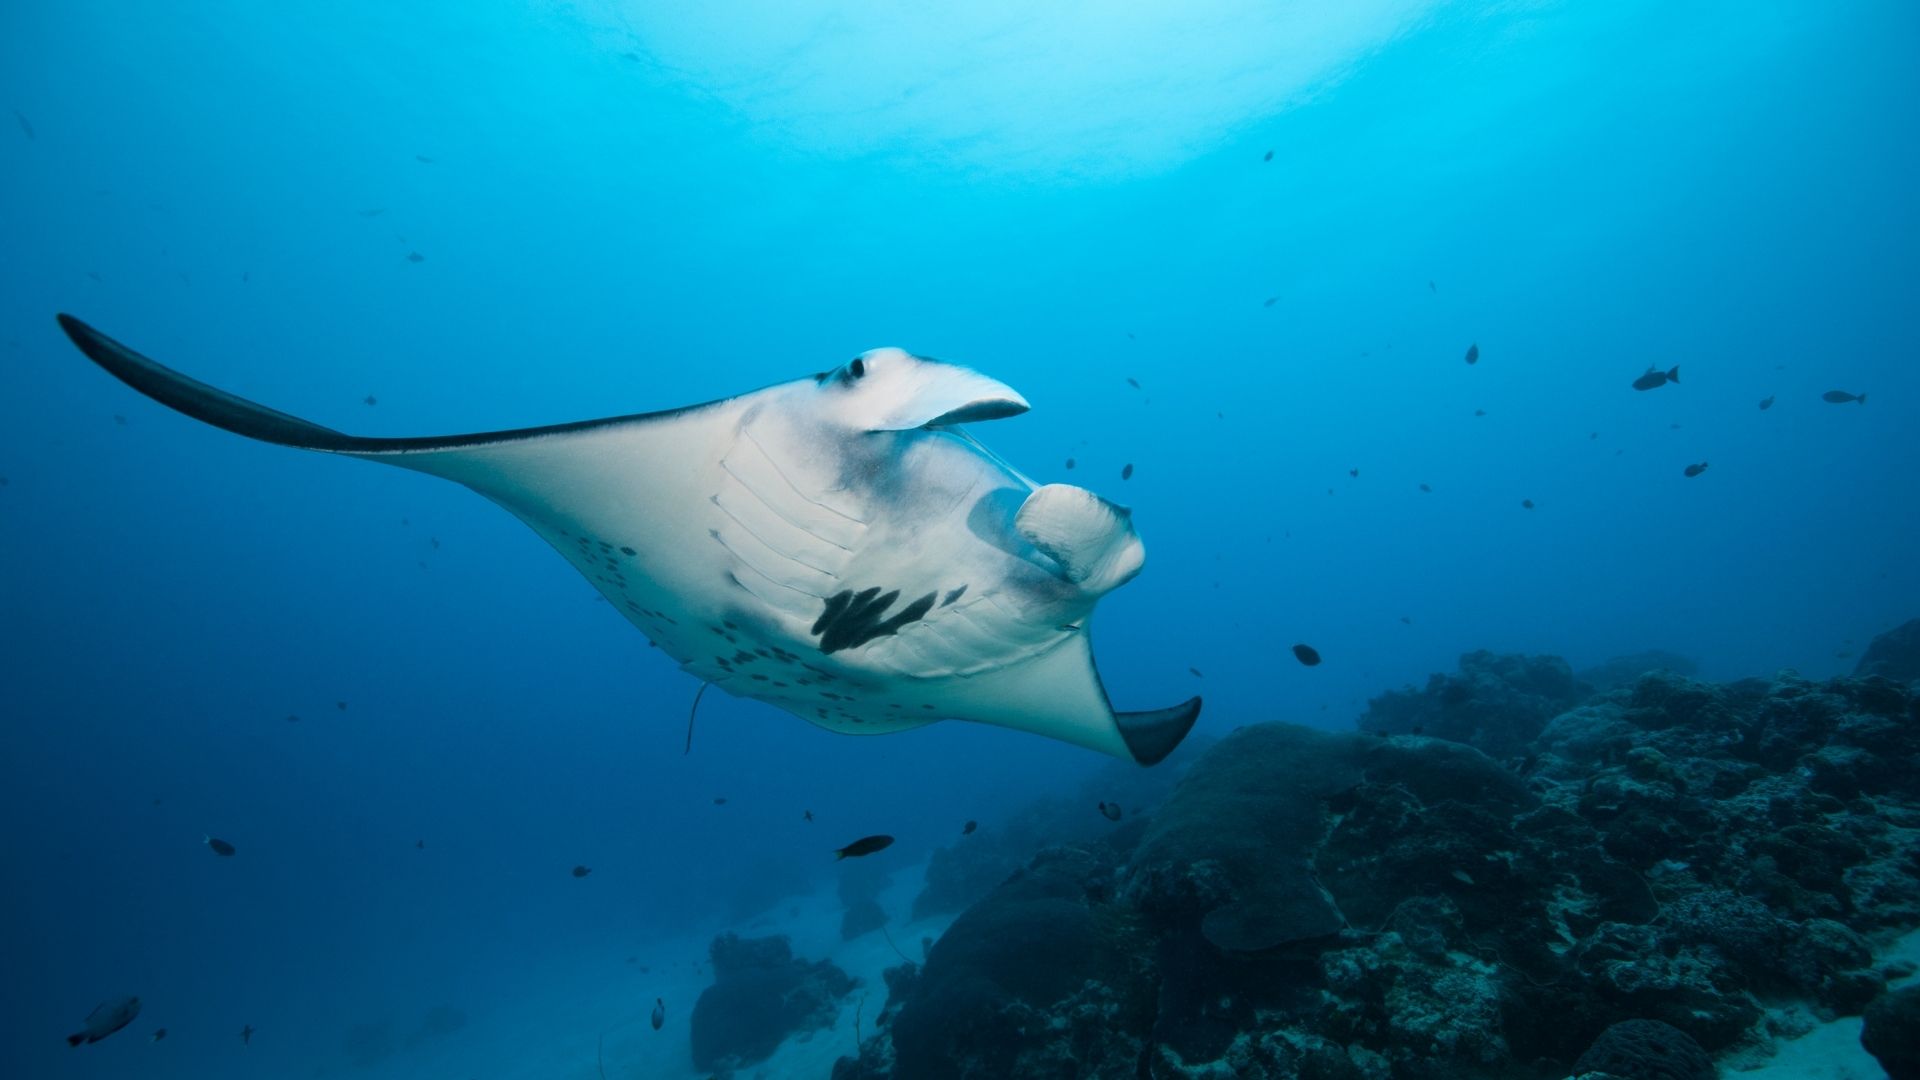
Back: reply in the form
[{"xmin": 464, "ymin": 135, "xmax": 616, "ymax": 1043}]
[{"xmin": 812, "ymin": 587, "xmax": 938, "ymax": 654}]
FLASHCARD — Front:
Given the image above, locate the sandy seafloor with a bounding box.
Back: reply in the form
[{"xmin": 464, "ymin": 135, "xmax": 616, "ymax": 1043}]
[
  {"xmin": 224, "ymin": 859, "xmax": 1913, "ymax": 1080},
  {"xmin": 285, "ymin": 863, "xmax": 952, "ymax": 1079}
]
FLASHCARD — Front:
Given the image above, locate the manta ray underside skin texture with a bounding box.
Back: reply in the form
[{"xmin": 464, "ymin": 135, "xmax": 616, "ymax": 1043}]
[{"xmin": 57, "ymin": 314, "xmax": 1200, "ymax": 764}]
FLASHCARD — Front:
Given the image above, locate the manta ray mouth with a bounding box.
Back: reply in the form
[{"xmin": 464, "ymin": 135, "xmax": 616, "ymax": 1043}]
[{"xmin": 811, "ymin": 586, "xmax": 938, "ymax": 654}]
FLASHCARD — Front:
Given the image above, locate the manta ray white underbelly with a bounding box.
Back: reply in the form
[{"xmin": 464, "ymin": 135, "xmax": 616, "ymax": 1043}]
[{"xmin": 57, "ymin": 316, "xmax": 1200, "ymax": 764}]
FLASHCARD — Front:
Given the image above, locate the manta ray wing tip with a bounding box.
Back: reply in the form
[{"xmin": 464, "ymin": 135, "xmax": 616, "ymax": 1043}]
[{"xmin": 1114, "ymin": 695, "xmax": 1201, "ymax": 766}]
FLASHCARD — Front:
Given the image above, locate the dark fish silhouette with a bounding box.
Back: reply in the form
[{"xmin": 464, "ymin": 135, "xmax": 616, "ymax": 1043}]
[
  {"xmin": 363, "ymin": 395, "xmax": 377, "ymax": 406},
  {"xmin": 151, "ymin": 1028, "xmax": 167, "ymax": 1042},
  {"xmin": 1120, "ymin": 463, "xmax": 1134, "ymax": 480},
  {"xmin": 572, "ymin": 865, "xmax": 591, "ymax": 878},
  {"xmin": 405, "ymin": 251, "xmax": 425, "ymax": 263},
  {"xmin": 1399, "ymin": 615, "xmax": 1412, "ymax": 624},
  {"xmin": 1263, "ymin": 149, "xmax": 1273, "ymax": 162},
  {"xmin": 1125, "ymin": 377, "xmax": 1140, "ymax": 390},
  {"xmin": 1348, "ymin": 468, "xmax": 1358, "ymax": 478},
  {"xmin": 834, "ymin": 835, "xmax": 894, "ymax": 860},
  {"xmin": 1684, "ymin": 462, "xmax": 1709, "ymax": 478},
  {"xmin": 650, "ymin": 998, "xmax": 665, "ymax": 1031},
  {"xmin": 336, "ymin": 701, "xmax": 347, "ymax": 710},
  {"xmin": 416, "ymin": 839, "xmax": 425, "ymax": 849},
  {"xmin": 1464, "ymin": 343, "xmax": 1478, "ymax": 365},
  {"xmin": 239, "ymin": 1024, "xmax": 254, "ymax": 1045},
  {"xmin": 1419, "ymin": 483, "xmax": 1432, "ymax": 493},
  {"xmin": 1758, "ymin": 395, "xmax": 1774, "ymax": 410},
  {"xmin": 804, "ymin": 810, "xmax": 813, "ymax": 822},
  {"xmin": 1098, "ymin": 801, "xmax": 1123, "ymax": 822},
  {"xmin": 713, "ymin": 797, "xmax": 727, "ymax": 805},
  {"xmin": 1474, "ymin": 409, "xmax": 1486, "ymax": 417},
  {"xmin": 1263, "ymin": 296, "xmax": 1279, "ymax": 308},
  {"xmin": 1428, "ymin": 280, "xmax": 1436, "ymax": 293},
  {"xmin": 204, "ymin": 835, "xmax": 236, "ymax": 857},
  {"xmin": 1822, "ymin": 390, "xmax": 1865, "ymax": 404},
  {"xmin": 14, "ymin": 110, "xmax": 34, "ymax": 140},
  {"xmin": 415, "ymin": 155, "xmax": 434, "ymax": 164},
  {"xmin": 1188, "ymin": 666, "xmax": 1203, "ymax": 678},
  {"xmin": 1631, "ymin": 365, "xmax": 1680, "ymax": 390},
  {"xmin": 66, "ymin": 996, "xmax": 139, "ymax": 1046},
  {"xmin": 1521, "ymin": 498, "xmax": 1535, "ymax": 509},
  {"xmin": 1064, "ymin": 457, "xmax": 1075, "ymax": 470},
  {"xmin": 1292, "ymin": 643, "xmax": 1321, "ymax": 666},
  {"xmin": 961, "ymin": 820, "xmax": 977, "ymax": 835}
]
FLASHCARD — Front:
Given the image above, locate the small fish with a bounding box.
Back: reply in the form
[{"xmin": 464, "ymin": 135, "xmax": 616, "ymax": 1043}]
[
  {"xmin": 1120, "ymin": 463, "xmax": 1134, "ymax": 480},
  {"xmin": 1473, "ymin": 409, "xmax": 1486, "ymax": 417},
  {"xmin": 113, "ymin": 414, "xmax": 127, "ymax": 426},
  {"xmin": 14, "ymin": 110, "xmax": 36, "ymax": 139},
  {"xmin": 1348, "ymin": 468, "xmax": 1359, "ymax": 478},
  {"xmin": 415, "ymin": 839, "xmax": 425, "ymax": 849},
  {"xmin": 1064, "ymin": 457, "xmax": 1075, "ymax": 470},
  {"xmin": 415, "ymin": 154, "xmax": 434, "ymax": 164},
  {"xmin": 1262, "ymin": 149, "xmax": 1273, "ymax": 162},
  {"xmin": 359, "ymin": 208, "xmax": 386, "ymax": 217},
  {"xmin": 363, "ymin": 395, "xmax": 377, "ymax": 406},
  {"xmin": 1669, "ymin": 422, "xmax": 1681, "ymax": 430},
  {"xmin": 1263, "ymin": 296, "xmax": 1279, "ymax": 308},
  {"xmin": 285, "ymin": 713, "xmax": 300, "ymax": 723},
  {"xmin": 204, "ymin": 835, "xmax": 236, "ymax": 857},
  {"xmin": 1590, "ymin": 432, "xmax": 1599, "ymax": 440},
  {"xmin": 1126, "ymin": 377, "xmax": 1140, "ymax": 390},
  {"xmin": 1758, "ymin": 395, "xmax": 1774, "ymax": 410},
  {"xmin": 1683, "ymin": 462, "xmax": 1708, "ymax": 478},
  {"xmin": 239, "ymin": 1024, "xmax": 255, "ymax": 1046},
  {"xmin": 1291, "ymin": 643, "xmax": 1321, "ymax": 666},
  {"xmin": 1464, "ymin": 343, "xmax": 1479, "ymax": 365},
  {"xmin": 66, "ymin": 996, "xmax": 140, "ymax": 1047},
  {"xmin": 834, "ymin": 835, "xmax": 894, "ymax": 860},
  {"xmin": 1521, "ymin": 498, "xmax": 1535, "ymax": 510},
  {"xmin": 803, "ymin": 810, "xmax": 814, "ymax": 822},
  {"xmin": 151, "ymin": 1028, "xmax": 167, "ymax": 1042},
  {"xmin": 1098, "ymin": 801, "xmax": 1123, "ymax": 822},
  {"xmin": 405, "ymin": 251, "xmax": 425, "ymax": 263},
  {"xmin": 1822, "ymin": 390, "xmax": 1866, "ymax": 404},
  {"xmin": 961, "ymin": 820, "xmax": 977, "ymax": 835},
  {"xmin": 1631, "ymin": 365, "xmax": 1680, "ymax": 391},
  {"xmin": 1418, "ymin": 483, "xmax": 1432, "ymax": 493},
  {"xmin": 650, "ymin": 998, "xmax": 665, "ymax": 1031},
  {"xmin": 1188, "ymin": 666, "xmax": 1203, "ymax": 678},
  {"xmin": 1399, "ymin": 615, "xmax": 1412, "ymax": 624},
  {"xmin": 429, "ymin": 537, "xmax": 440, "ymax": 549},
  {"xmin": 713, "ymin": 796, "xmax": 727, "ymax": 805},
  {"xmin": 572, "ymin": 865, "xmax": 592, "ymax": 878},
  {"xmin": 85, "ymin": 270, "xmax": 101, "ymax": 282},
  {"xmin": 336, "ymin": 701, "xmax": 347, "ymax": 710}
]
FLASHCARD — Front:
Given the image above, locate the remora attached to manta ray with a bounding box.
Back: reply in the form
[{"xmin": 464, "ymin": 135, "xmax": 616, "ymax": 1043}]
[{"xmin": 57, "ymin": 316, "xmax": 1199, "ymax": 764}]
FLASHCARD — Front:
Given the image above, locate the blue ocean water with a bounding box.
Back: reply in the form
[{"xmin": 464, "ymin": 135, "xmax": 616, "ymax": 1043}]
[{"xmin": 2, "ymin": 2, "xmax": 1916, "ymax": 1078}]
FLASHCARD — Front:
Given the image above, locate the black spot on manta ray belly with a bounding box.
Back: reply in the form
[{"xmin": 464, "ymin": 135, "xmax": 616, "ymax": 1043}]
[{"xmin": 811, "ymin": 587, "xmax": 939, "ymax": 654}]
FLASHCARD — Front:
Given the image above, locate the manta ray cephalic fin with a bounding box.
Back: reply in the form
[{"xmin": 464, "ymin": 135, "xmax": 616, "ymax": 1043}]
[{"xmin": 1014, "ymin": 483, "xmax": 1145, "ymax": 595}]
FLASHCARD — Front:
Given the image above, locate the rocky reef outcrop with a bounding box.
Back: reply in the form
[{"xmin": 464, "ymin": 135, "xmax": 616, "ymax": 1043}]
[
  {"xmin": 1359, "ymin": 650, "xmax": 1589, "ymax": 759},
  {"xmin": 839, "ymin": 660, "xmax": 1920, "ymax": 1080},
  {"xmin": 691, "ymin": 932, "xmax": 856, "ymax": 1074},
  {"xmin": 1857, "ymin": 617, "xmax": 1920, "ymax": 685}
]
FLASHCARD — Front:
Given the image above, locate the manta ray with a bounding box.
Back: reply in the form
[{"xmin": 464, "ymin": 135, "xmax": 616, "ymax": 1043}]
[{"xmin": 56, "ymin": 315, "xmax": 1200, "ymax": 764}]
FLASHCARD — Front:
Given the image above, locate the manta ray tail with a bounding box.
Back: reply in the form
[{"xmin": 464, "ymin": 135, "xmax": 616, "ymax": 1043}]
[{"xmin": 1115, "ymin": 696, "xmax": 1202, "ymax": 766}]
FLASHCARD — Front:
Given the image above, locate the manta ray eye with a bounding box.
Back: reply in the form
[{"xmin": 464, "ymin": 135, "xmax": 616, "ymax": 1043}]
[{"xmin": 849, "ymin": 358, "xmax": 866, "ymax": 379}]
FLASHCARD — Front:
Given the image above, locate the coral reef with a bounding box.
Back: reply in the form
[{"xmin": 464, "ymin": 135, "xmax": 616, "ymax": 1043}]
[
  {"xmin": 1861, "ymin": 985, "xmax": 1920, "ymax": 1080},
  {"xmin": 1576, "ymin": 650, "xmax": 1700, "ymax": 692},
  {"xmin": 842, "ymin": 659, "xmax": 1920, "ymax": 1079},
  {"xmin": 690, "ymin": 932, "xmax": 856, "ymax": 1073}
]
